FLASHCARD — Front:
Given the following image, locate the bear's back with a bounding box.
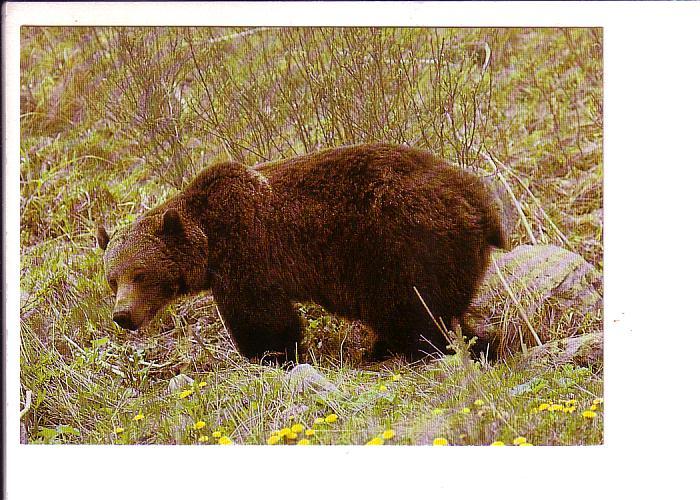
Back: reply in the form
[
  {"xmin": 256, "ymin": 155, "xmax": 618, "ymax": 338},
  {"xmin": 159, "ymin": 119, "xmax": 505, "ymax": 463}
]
[{"xmin": 255, "ymin": 143, "xmax": 457, "ymax": 207}]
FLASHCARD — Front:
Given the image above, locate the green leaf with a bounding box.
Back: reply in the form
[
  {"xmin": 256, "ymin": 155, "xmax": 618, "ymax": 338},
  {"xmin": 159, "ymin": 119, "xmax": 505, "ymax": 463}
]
[{"xmin": 91, "ymin": 337, "xmax": 109, "ymax": 349}]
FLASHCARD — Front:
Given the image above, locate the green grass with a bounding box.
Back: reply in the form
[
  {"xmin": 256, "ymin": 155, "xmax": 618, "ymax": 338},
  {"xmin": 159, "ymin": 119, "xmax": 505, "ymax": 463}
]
[{"xmin": 19, "ymin": 27, "xmax": 603, "ymax": 446}]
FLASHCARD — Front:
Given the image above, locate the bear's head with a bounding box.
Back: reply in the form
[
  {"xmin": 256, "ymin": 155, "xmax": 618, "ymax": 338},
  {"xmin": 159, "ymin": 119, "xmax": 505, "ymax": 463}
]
[{"xmin": 97, "ymin": 207, "xmax": 209, "ymax": 332}]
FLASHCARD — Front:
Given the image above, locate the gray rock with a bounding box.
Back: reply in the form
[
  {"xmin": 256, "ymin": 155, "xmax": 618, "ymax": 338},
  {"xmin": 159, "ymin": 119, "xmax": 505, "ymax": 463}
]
[
  {"xmin": 466, "ymin": 244, "xmax": 602, "ymax": 356},
  {"xmin": 284, "ymin": 363, "xmax": 340, "ymax": 398},
  {"xmin": 167, "ymin": 373, "xmax": 195, "ymax": 394}
]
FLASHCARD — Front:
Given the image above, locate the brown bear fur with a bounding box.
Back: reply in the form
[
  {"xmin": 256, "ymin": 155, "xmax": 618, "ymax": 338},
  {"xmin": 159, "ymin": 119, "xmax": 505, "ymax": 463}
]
[{"xmin": 98, "ymin": 143, "xmax": 506, "ymax": 363}]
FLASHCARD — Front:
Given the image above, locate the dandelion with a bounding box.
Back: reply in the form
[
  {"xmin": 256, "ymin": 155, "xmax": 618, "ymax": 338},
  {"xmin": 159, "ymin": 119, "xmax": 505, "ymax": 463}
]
[
  {"xmin": 590, "ymin": 404, "xmax": 598, "ymax": 411},
  {"xmin": 305, "ymin": 429, "xmax": 316, "ymax": 437},
  {"xmin": 563, "ymin": 406, "xmax": 575, "ymax": 414},
  {"xmin": 513, "ymin": 436, "xmax": 527, "ymax": 446},
  {"xmin": 198, "ymin": 381, "xmax": 207, "ymax": 388},
  {"xmin": 198, "ymin": 436, "xmax": 209, "ymax": 443},
  {"xmin": 382, "ymin": 429, "xmax": 396, "ymax": 440},
  {"xmin": 194, "ymin": 421, "xmax": 206, "ymax": 430},
  {"xmin": 549, "ymin": 404, "xmax": 564, "ymax": 412},
  {"xmin": 314, "ymin": 417, "xmax": 325, "ymax": 426},
  {"xmin": 432, "ymin": 408, "xmax": 445, "ymax": 416},
  {"xmin": 490, "ymin": 441, "xmax": 505, "ymax": 446},
  {"xmin": 212, "ymin": 431, "xmax": 222, "ymax": 438},
  {"xmin": 278, "ymin": 427, "xmax": 291, "ymax": 437},
  {"xmin": 267, "ymin": 435, "xmax": 281, "ymax": 445},
  {"xmin": 593, "ymin": 397, "xmax": 604, "ymax": 405},
  {"xmin": 538, "ymin": 403, "xmax": 551, "ymax": 411},
  {"xmin": 379, "ymin": 385, "xmax": 388, "ymax": 391},
  {"xmin": 460, "ymin": 407, "xmax": 471, "ymax": 414},
  {"xmin": 474, "ymin": 399, "xmax": 485, "ymax": 407},
  {"xmin": 179, "ymin": 389, "xmax": 193, "ymax": 399},
  {"xmin": 114, "ymin": 427, "xmax": 125, "ymax": 434},
  {"xmin": 218, "ymin": 436, "xmax": 233, "ymax": 445},
  {"xmin": 582, "ymin": 410, "xmax": 597, "ymax": 419},
  {"xmin": 285, "ymin": 432, "xmax": 298, "ymax": 440},
  {"xmin": 566, "ymin": 399, "xmax": 577, "ymax": 406},
  {"xmin": 392, "ymin": 374, "xmax": 402, "ymax": 382},
  {"xmin": 325, "ymin": 413, "xmax": 338, "ymax": 424},
  {"xmin": 297, "ymin": 439, "xmax": 311, "ymax": 445},
  {"xmin": 291, "ymin": 423, "xmax": 304, "ymax": 434},
  {"xmin": 366, "ymin": 437, "xmax": 384, "ymax": 445},
  {"xmin": 133, "ymin": 413, "xmax": 144, "ymax": 422},
  {"xmin": 432, "ymin": 438, "xmax": 449, "ymax": 446}
]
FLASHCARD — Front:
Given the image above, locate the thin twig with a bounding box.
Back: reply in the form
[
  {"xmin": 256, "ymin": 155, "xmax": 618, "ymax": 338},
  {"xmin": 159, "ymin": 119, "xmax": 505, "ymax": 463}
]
[
  {"xmin": 480, "ymin": 150, "xmax": 537, "ymax": 245},
  {"xmin": 493, "ymin": 261, "xmax": 543, "ymax": 347},
  {"xmin": 413, "ymin": 286, "xmax": 451, "ymax": 344},
  {"xmin": 487, "ymin": 151, "xmax": 574, "ymax": 250},
  {"xmin": 194, "ymin": 27, "xmax": 274, "ymax": 46},
  {"xmin": 20, "ymin": 389, "xmax": 33, "ymax": 419},
  {"xmin": 62, "ymin": 335, "xmax": 126, "ymax": 377}
]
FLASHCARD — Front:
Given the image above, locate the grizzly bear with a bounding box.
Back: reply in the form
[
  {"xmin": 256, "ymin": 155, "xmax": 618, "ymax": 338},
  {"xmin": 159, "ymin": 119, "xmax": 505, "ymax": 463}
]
[{"xmin": 97, "ymin": 143, "xmax": 506, "ymax": 363}]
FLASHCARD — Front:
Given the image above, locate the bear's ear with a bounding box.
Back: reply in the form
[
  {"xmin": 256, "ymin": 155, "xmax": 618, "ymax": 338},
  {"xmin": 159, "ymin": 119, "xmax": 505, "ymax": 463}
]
[
  {"xmin": 96, "ymin": 226, "xmax": 110, "ymax": 250},
  {"xmin": 162, "ymin": 208, "xmax": 184, "ymax": 236}
]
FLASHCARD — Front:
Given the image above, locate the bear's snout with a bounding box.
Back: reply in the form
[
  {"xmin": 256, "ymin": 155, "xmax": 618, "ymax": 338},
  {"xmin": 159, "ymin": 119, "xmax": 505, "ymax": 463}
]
[{"xmin": 113, "ymin": 310, "xmax": 137, "ymax": 331}]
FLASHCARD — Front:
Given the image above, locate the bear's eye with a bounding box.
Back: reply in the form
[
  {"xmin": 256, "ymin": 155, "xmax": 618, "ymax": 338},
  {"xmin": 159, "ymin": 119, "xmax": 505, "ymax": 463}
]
[{"xmin": 132, "ymin": 272, "xmax": 146, "ymax": 284}]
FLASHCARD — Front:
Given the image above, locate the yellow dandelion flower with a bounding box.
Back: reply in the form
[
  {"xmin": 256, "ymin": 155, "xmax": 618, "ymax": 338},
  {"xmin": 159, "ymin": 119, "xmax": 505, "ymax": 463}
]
[
  {"xmin": 305, "ymin": 429, "xmax": 316, "ymax": 437},
  {"xmin": 382, "ymin": 429, "xmax": 396, "ymax": 440},
  {"xmin": 325, "ymin": 413, "xmax": 338, "ymax": 424},
  {"xmin": 179, "ymin": 389, "xmax": 193, "ymax": 399},
  {"xmin": 549, "ymin": 404, "xmax": 564, "ymax": 412},
  {"xmin": 392, "ymin": 374, "xmax": 402, "ymax": 382},
  {"xmin": 267, "ymin": 435, "xmax": 281, "ymax": 445},
  {"xmin": 218, "ymin": 436, "xmax": 233, "ymax": 445},
  {"xmin": 593, "ymin": 397, "xmax": 604, "ymax": 405},
  {"xmin": 194, "ymin": 421, "xmax": 206, "ymax": 430},
  {"xmin": 566, "ymin": 399, "xmax": 577, "ymax": 406},
  {"xmin": 538, "ymin": 403, "xmax": 550, "ymax": 411},
  {"xmin": 432, "ymin": 438, "xmax": 449, "ymax": 446},
  {"xmin": 519, "ymin": 442, "xmax": 534, "ymax": 447},
  {"xmin": 278, "ymin": 427, "xmax": 291, "ymax": 437},
  {"xmin": 286, "ymin": 432, "xmax": 298, "ymax": 440},
  {"xmin": 491, "ymin": 441, "xmax": 505, "ymax": 446},
  {"xmin": 114, "ymin": 427, "xmax": 125, "ymax": 434},
  {"xmin": 290, "ymin": 423, "xmax": 304, "ymax": 434},
  {"xmin": 513, "ymin": 436, "xmax": 527, "ymax": 446},
  {"xmin": 563, "ymin": 406, "xmax": 575, "ymax": 414},
  {"xmin": 366, "ymin": 437, "xmax": 384, "ymax": 445},
  {"xmin": 582, "ymin": 410, "xmax": 597, "ymax": 419},
  {"xmin": 432, "ymin": 408, "xmax": 445, "ymax": 415},
  {"xmin": 474, "ymin": 399, "xmax": 485, "ymax": 406},
  {"xmin": 297, "ymin": 439, "xmax": 311, "ymax": 445},
  {"xmin": 198, "ymin": 435, "xmax": 209, "ymax": 443},
  {"xmin": 461, "ymin": 407, "xmax": 471, "ymax": 414},
  {"xmin": 212, "ymin": 431, "xmax": 222, "ymax": 438},
  {"xmin": 379, "ymin": 385, "xmax": 388, "ymax": 391},
  {"xmin": 198, "ymin": 381, "xmax": 207, "ymax": 388},
  {"xmin": 590, "ymin": 404, "xmax": 598, "ymax": 411},
  {"xmin": 133, "ymin": 413, "xmax": 144, "ymax": 422}
]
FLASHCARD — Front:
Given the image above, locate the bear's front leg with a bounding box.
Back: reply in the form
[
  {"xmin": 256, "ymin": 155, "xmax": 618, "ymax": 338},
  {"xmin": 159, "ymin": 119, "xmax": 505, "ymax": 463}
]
[{"xmin": 212, "ymin": 283, "xmax": 302, "ymax": 364}]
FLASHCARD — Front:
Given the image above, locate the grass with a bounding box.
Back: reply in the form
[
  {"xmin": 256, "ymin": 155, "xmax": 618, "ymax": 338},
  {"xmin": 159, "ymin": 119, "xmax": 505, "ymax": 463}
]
[{"xmin": 19, "ymin": 27, "xmax": 603, "ymax": 445}]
